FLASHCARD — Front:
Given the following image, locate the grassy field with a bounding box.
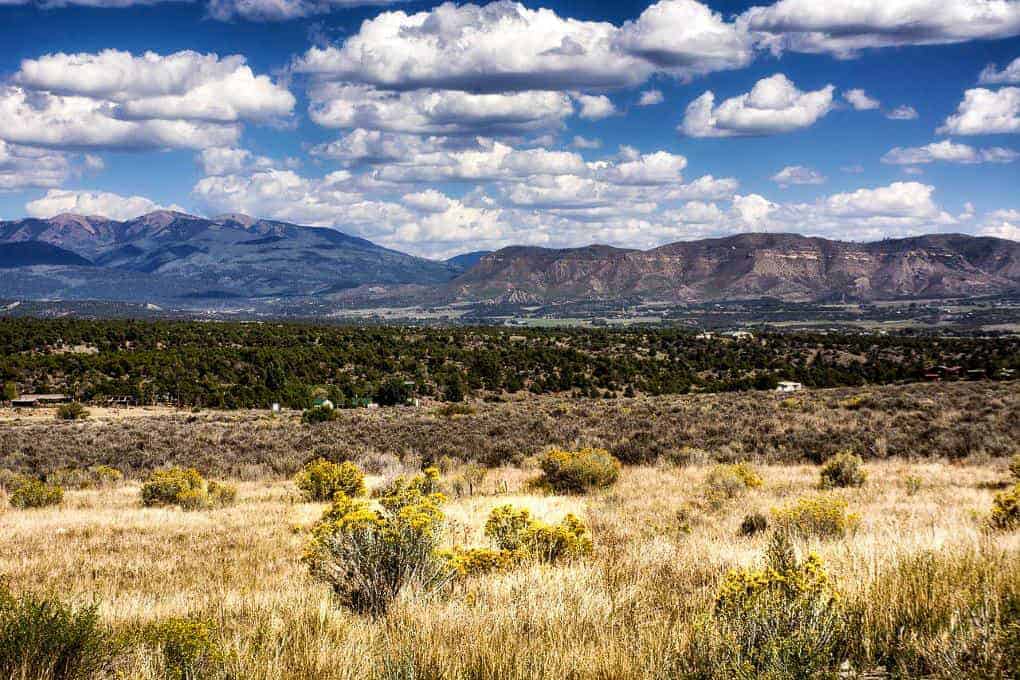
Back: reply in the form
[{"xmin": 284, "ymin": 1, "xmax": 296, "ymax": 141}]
[
  {"xmin": 1, "ymin": 382, "xmax": 1019, "ymax": 678},
  {"xmin": 2, "ymin": 457, "xmax": 1019, "ymax": 678}
]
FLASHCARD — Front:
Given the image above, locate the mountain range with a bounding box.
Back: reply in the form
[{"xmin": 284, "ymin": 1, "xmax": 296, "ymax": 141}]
[{"xmin": 1, "ymin": 211, "xmax": 1019, "ymax": 308}]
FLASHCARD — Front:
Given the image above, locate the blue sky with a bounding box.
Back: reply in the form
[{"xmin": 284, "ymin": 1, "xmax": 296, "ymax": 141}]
[{"xmin": 0, "ymin": 0, "xmax": 1019, "ymax": 258}]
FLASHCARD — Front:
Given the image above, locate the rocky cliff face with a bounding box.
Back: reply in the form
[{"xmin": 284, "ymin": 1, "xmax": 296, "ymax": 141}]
[{"xmin": 451, "ymin": 234, "xmax": 1020, "ymax": 302}]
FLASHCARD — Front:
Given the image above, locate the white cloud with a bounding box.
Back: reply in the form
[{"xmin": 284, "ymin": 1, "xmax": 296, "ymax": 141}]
[
  {"xmin": 980, "ymin": 57, "xmax": 1020, "ymax": 85},
  {"xmin": 939, "ymin": 87, "xmax": 1020, "ymax": 135},
  {"xmin": 206, "ymin": 0, "xmax": 411, "ymax": 21},
  {"xmin": 307, "ymin": 84, "xmax": 575, "ymax": 136},
  {"xmin": 596, "ymin": 150, "xmax": 687, "ymax": 185},
  {"xmin": 0, "ymin": 50, "xmax": 292, "ymax": 153},
  {"xmin": 310, "ymin": 129, "xmax": 449, "ymax": 166},
  {"xmin": 666, "ymin": 174, "xmax": 739, "ymax": 200},
  {"xmin": 886, "ymin": 105, "xmax": 919, "ymax": 120},
  {"xmin": 978, "ymin": 208, "xmax": 1020, "ymax": 240},
  {"xmin": 613, "ymin": 0, "xmax": 753, "ymax": 78},
  {"xmin": 882, "ymin": 140, "xmax": 1019, "ymax": 165},
  {"xmin": 0, "ymin": 86, "xmax": 239, "ymax": 150},
  {"xmin": 574, "ymin": 94, "xmax": 617, "ymax": 120},
  {"xmin": 197, "ymin": 147, "xmax": 274, "ymax": 175},
  {"xmin": 741, "ymin": 0, "xmax": 1020, "ymax": 57},
  {"xmin": 15, "ymin": 50, "xmax": 294, "ymax": 124},
  {"xmin": 844, "ymin": 88, "xmax": 880, "ymax": 111},
  {"xmin": 637, "ymin": 89, "xmax": 664, "ymax": 106},
  {"xmin": 571, "ymin": 135, "xmax": 602, "ymax": 149},
  {"xmin": 25, "ymin": 189, "xmax": 183, "ymax": 220},
  {"xmin": 0, "ymin": 141, "xmax": 71, "ymax": 191},
  {"xmin": 401, "ymin": 188, "xmax": 452, "ymax": 213},
  {"xmin": 680, "ymin": 74, "xmax": 835, "ymax": 137},
  {"xmin": 771, "ymin": 165, "xmax": 826, "ymax": 187},
  {"xmin": 823, "ymin": 182, "xmax": 940, "ymax": 219},
  {"xmin": 292, "ymin": 1, "xmax": 652, "ymax": 92}
]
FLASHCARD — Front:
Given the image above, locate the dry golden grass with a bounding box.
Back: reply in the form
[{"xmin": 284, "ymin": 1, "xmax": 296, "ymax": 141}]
[{"xmin": 2, "ymin": 458, "xmax": 1018, "ymax": 678}]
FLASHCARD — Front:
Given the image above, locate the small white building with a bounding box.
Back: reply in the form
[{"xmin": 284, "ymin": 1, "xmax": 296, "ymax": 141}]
[
  {"xmin": 725, "ymin": 330, "xmax": 755, "ymax": 341},
  {"xmin": 776, "ymin": 381, "xmax": 803, "ymax": 393}
]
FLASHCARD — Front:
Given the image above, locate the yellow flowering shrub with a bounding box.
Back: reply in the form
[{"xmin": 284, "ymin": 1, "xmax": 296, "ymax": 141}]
[
  {"xmin": 304, "ymin": 469, "xmax": 449, "ymax": 615},
  {"xmin": 771, "ymin": 495, "xmax": 860, "ymax": 539},
  {"xmin": 484, "ymin": 504, "xmax": 592, "ymax": 563},
  {"xmin": 439, "ymin": 547, "xmax": 517, "ymax": 577},
  {"xmin": 819, "ymin": 451, "xmax": 867, "ymax": 488},
  {"xmin": 705, "ymin": 462, "xmax": 763, "ymax": 501},
  {"xmin": 8, "ymin": 477, "xmax": 63, "ymax": 509},
  {"xmin": 988, "ymin": 483, "xmax": 1020, "ymax": 531},
  {"xmin": 708, "ymin": 532, "xmax": 844, "ymax": 676},
  {"xmin": 140, "ymin": 467, "xmax": 236, "ymax": 510},
  {"xmin": 1009, "ymin": 454, "xmax": 1020, "ymax": 481},
  {"xmin": 538, "ymin": 447, "xmax": 620, "ymax": 494},
  {"xmin": 294, "ymin": 458, "xmax": 365, "ymax": 502}
]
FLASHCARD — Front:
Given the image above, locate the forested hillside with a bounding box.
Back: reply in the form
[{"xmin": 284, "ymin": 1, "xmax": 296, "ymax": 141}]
[{"xmin": 1, "ymin": 319, "xmax": 1017, "ymax": 408}]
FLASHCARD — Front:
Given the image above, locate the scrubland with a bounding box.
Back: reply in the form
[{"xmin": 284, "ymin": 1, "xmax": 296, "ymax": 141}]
[{"xmin": 1, "ymin": 382, "xmax": 1019, "ymax": 679}]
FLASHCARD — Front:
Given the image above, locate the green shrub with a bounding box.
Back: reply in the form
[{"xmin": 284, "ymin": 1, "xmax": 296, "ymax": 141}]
[
  {"xmin": 705, "ymin": 463, "xmax": 763, "ymax": 501},
  {"xmin": 141, "ymin": 618, "xmax": 225, "ymax": 680},
  {"xmin": 294, "ymin": 458, "xmax": 365, "ymax": 502},
  {"xmin": 8, "ymin": 477, "xmax": 63, "ymax": 509},
  {"xmin": 304, "ymin": 470, "xmax": 450, "ymax": 616},
  {"xmin": 820, "ymin": 451, "xmax": 867, "ymax": 489},
  {"xmin": 301, "ymin": 405, "xmax": 338, "ymax": 424},
  {"xmin": 739, "ymin": 512, "xmax": 769, "ymax": 536},
  {"xmin": 484, "ymin": 504, "xmax": 592, "ymax": 563},
  {"xmin": 140, "ymin": 468, "xmax": 235, "ymax": 510},
  {"xmin": 903, "ymin": 474, "xmax": 923, "ymax": 496},
  {"xmin": 1009, "ymin": 454, "xmax": 1020, "ymax": 481},
  {"xmin": 988, "ymin": 483, "xmax": 1020, "ymax": 531},
  {"xmin": 537, "ymin": 447, "xmax": 620, "ymax": 494},
  {"xmin": 0, "ymin": 585, "xmax": 115, "ymax": 680},
  {"xmin": 55, "ymin": 402, "xmax": 89, "ymax": 421},
  {"xmin": 772, "ymin": 495, "xmax": 860, "ymax": 539},
  {"xmin": 91, "ymin": 465, "xmax": 123, "ymax": 486}
]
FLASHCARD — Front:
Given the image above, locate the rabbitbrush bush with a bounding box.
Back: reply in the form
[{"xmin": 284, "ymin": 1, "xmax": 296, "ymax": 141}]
[
  {"xmin": 7, "ymin": 476, "xmax": 63, "ymax": 509},
  {"xmin": 820, "ymin": 451, "xmax": 868, "ymax": 489},
  {"xmin": 304, "ymin": 468, "xmax": 450, "ymax": 616},
  {"xmin": 772, "ymin": 494, "xmax": 860, "ymax": 539},
  {"xmin": 294, "ymin": 458, "xmax": 365, "ymax": 502},
  {"xmin": 483, "ymin": 504, "xmax": 592, "ymax": 563},
  {"xmin": 697, "ymin": 531, "xmax": 844, "ymax": 677},
  {"xmin": 538, "ymin": 446, "xmax": 620, "ymax": 493},
  {"xmin": 140, "ymin": 618, "xmax": 226, "ymax": 680},
  {"xmin": 705, "ymin": 462, "xmax": 763, "ymax": 500},
  {"xmin": 988, "ymin": 483, "xmax": 1020, "ymax": 531},
  {"xmin": 140, "ymin": 467, "xmax": 236, "ymax": 510},
  {"xmin": 0, "ymin": 584, "xmax": 115, "ymax": 680}
]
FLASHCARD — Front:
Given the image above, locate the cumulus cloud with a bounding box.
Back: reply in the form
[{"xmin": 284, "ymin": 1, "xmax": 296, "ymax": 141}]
[
  {"xmin": 0, "ymin": 50, "xmax": 292, "ymax": 153},
  {"xmin": 741, "ymin": 0, "xmax": 1020, "ymax": 57},
  {"xmin": 886, "ymin": 105, "xmax": 919, "ymax": 120},
  {"xmin": 15, "ymin": 50, "xmax": 294, "ymax": 124},
  {"xmin": 980, "ymin": 57, "xmax": 1020, "ymax": 84},
  {"xmin": 25, "ymin": 188, "xmax": 183, "ymax": 220},
  {"xmin": 939, "ymin": 87, "xmax": 1020, "ymax": 135},
  {"xmin": 613, "ymin": 0, "xmax": 753, "ymax": 78},
  {"xmin": 206, "ymin": 0, "xmax": 410, "ymax": 21},
  {"xmin": 844, "ymin": 89, "xmax": 880, "ymax": 111},
  {"xmin": 574, "ymin": 94, "xmax": 617, "ymax": 120},
  {"xmin": 571, "ymin": 135, "xmax": 602, "ymax": 149},
  {"xmin": 679, "ymin": 74, "xmax": 835, "ymax": 137},
  {"xmin": 197, "ymin": 147, "xmax": 274, "ymax": 175},
  {"xmin": 0, "ymin": 86, "xmax": 239, "ymax": 150},
  {"xmin": 0, "ymin": 141, "xmax": 72, "ymax": 191},
  {"xmin": 638, "ymin": 89, "xmax": 664, "ymax": 106},
  {"xmin": 307, "ymin": 84, "xmax": 575, "ymax": 136},
  {"xmin": 977, "ymin": 208, "xmax": 1020, "ymax": 240},
  {"xmin": 292, "ymin": 2, "xmax": 651, "ymax": 92},
  {"xmin": 882, "ymin": 140, "xmax": 1019, "ymax": 165},
  {"xmin": 771, "ymin": 165, "xmax": 826, "ymax": 187},
  {"xmin": 310, "ymin": 129, "xmax": 450, "ymax": 166},
  {"xmin": 823, "ymin": 182, "xmax": 940, "ymax": 219}
]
